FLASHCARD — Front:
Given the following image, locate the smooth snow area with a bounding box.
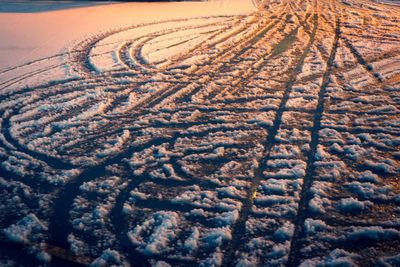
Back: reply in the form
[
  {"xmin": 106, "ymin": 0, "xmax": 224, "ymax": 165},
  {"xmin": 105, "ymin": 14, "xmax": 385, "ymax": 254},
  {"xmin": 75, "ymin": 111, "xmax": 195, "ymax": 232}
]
[
  {"xmin": 0, "ymin": 0, "xmax": 255, "ymax": 70},
  {"xmin": 0, "ymin": 0, "xmax": 115, "ymax": 13}
]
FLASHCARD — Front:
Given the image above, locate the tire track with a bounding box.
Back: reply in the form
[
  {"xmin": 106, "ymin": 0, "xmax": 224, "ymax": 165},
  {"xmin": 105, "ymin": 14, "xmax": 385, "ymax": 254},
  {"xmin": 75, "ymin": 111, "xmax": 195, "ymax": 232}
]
[
  {"xmin": 341, "ymin": 37, "xmax": 384, "ymax": 83},
  {"xmin": 2, "ymin": 1, "xmax": 399, "ymax": 265},
  {"xmin": 221, "ymin": 12, "xmax": 319, "ymax": 267},
  {"xmin": 286, "ymin": 17, "xmax": 341, "ymax": 267},
  {"xmin": 119, "ymin": 20, "xmax": 236, "ymax": 72},
  {"xmin": 47, "ymin": 121, "xmax": 259, "ymax": 249},
  {"xmin": 119, "ymin": 12, "xmax": 287, "ymax": 112},
  {"xmin": 211, "ymin": 12, "xmax": 312, "ymax": 100}
]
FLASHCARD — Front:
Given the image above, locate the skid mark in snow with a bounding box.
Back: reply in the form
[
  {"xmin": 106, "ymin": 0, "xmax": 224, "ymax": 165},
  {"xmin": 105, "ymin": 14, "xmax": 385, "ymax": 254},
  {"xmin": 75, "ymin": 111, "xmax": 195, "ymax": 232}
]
[
  {"xmin": 286, "ymin": 16, "xmax": 342, "ymax": 267},
  {"xmin": 0, "ymin": 0, "xmax": 400, "ymax": 266}
]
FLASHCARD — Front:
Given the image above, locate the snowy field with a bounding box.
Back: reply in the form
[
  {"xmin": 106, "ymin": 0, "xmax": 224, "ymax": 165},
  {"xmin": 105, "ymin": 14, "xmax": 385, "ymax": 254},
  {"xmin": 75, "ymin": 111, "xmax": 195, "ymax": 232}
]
[{"xmin": 0, "ymin": 0, "xmax": 400, "ymax": 266}]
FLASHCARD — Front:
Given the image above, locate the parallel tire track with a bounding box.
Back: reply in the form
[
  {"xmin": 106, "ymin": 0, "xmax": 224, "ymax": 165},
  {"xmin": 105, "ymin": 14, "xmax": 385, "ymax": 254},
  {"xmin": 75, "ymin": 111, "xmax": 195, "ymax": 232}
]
[
  {"xmin": 221, "ymin": 12, "xmax": 319, "ymax": 267},
  {"xmin": 286, "ymin": 17, "xmax": 341, "ymax": 267}
]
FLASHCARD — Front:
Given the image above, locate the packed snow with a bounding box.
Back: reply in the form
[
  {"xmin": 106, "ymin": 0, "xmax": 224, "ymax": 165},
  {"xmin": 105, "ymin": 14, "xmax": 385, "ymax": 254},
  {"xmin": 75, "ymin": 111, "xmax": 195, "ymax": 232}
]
[{"xmin": 0, "ymin": 0, "xmax": 399, "ymax": 266}]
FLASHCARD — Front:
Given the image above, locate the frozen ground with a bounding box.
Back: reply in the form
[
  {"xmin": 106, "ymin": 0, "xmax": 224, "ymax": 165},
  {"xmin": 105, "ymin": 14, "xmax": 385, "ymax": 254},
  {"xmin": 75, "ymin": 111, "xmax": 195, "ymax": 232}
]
[
  {"xmin": 0, "ymin": 0, "xmax": 254, "ymax": 70},
  {"xmin": 0, "ymin": 0, "xmax": 400, "ymax": 266}
]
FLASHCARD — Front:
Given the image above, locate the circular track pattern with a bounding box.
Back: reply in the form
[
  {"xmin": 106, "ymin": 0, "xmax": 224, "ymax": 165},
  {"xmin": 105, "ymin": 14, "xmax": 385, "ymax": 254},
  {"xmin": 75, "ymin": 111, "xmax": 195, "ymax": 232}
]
[{"xmin": 1, "ymin": 0, "xmax": 400, "ymax": 266}]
